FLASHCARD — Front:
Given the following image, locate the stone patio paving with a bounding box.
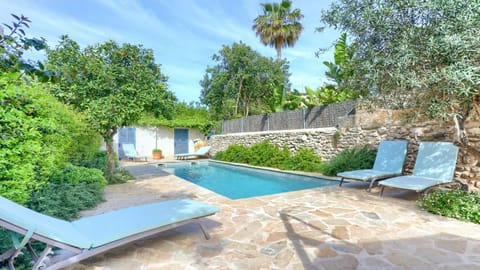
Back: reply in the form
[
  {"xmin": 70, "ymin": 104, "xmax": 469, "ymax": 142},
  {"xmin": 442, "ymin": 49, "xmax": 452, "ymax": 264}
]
[{"xmin": 68, "ymin": 161, "xmax": 480, "ymax": 270}]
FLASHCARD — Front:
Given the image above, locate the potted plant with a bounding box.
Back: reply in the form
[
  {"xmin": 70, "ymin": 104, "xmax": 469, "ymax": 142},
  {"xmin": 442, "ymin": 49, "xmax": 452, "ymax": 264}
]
[{"xmin": 152, "ymin": 149, "xmax": 162, "ymax": 160}]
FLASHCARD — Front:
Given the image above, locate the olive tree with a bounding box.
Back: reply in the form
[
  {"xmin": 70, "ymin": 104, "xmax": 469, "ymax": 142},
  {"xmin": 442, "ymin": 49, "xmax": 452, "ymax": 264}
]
[
  {"xmin": 321, "ymin": 0, "xmax": 480, "ymax": 155},
  {"xmin": 47, "ymin": 36, "xmax": 174, "ymax": 172}
]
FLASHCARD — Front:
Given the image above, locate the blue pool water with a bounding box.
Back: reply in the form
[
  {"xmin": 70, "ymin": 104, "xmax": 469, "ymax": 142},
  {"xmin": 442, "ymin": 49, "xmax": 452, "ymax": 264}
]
[{"xmin": 159, "ymin": 162, "xmax": 337, "ymax": 199}]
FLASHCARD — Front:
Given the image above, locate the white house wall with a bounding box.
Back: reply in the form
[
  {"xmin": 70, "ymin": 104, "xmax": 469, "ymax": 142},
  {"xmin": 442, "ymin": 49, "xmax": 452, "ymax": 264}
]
[{"xmin": 109, "ymin": 126, "xmax": 206, "ymax": 159}]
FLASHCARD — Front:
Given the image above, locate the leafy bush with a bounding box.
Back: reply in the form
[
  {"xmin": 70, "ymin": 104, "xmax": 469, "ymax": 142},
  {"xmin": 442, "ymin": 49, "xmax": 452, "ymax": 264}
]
[
  {"xmin": 282, "ymin": 147, "xmax": 323, "ymax": 172},
  {"xmin": 50, "ymin": 163, "xmax": 107, "ymax": 186},
  {"xmin": 82, "ymin": 150, "xmax": 131, "ymax": 184},
  {"xmin": 214, "ymin": 144, "xmax": 251, "ymax": 164},
  {"xmin": 0, "ymin": 73, "xmax": 98, "ymax": 203},
  {"xmin": 419, "ymin": 189, "xmax": 480, "ymax": 224},
  {"xmin": 105, "ymin": 168, "xmax": 135, "ymax": 184},
  {"xmin": 83, "ymin": 150, "xmax": 110, "ymax": 172},
  {"xmin": 248, "ymin": 141, "xmax": 289, "ymax": 168},
  {"xmin": 213, "ymin": 141, "xmax": 323, "ymax": 172},
  {"xmin": 321, "ymin": 145, "xmax": 377, "ymax": 176},
  {"xmin": 28, "ymin": 164, "xmax": 106, "ymax": 221}
]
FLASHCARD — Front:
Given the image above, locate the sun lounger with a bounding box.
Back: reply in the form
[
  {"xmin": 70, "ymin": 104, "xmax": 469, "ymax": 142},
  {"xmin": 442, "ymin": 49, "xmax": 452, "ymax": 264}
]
[
  {"xmin": 174, "ymin": 146, "xmax": 211, "ymax": 160},
  {"xmin": 338, "ymin": 140, "xmax": 408, "ymax": 191},
  {"xmin": 121, "ymin": 143, "xmax": 147, "ymax": 161},
  {"xmin": 379, "ymin": 141, "xmax": 459, "ymax": 196},
  {"xmin": 0, "ymin": 196, "xmax": 219, "ymax": 270}
]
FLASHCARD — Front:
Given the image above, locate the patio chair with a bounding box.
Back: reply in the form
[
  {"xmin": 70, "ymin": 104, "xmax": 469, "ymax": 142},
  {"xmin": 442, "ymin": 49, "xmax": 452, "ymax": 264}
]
[
  {"xmin": 174, "ymin": 146, "xmax": 212, "ymax": 160},
  {"xmin": 379, "ymin": 141, "xmax": 459, "ymax": 196},
  {"xmin": 338, "ymin": 140, "xmax": 408, "ymax": 191},
  {"xmin": 121, "ymin": 143, "xmax": 147, "ymax": 161},
  {"xmin": 0, "ymin": 196, "xmax": 219, "ymax": 270}
]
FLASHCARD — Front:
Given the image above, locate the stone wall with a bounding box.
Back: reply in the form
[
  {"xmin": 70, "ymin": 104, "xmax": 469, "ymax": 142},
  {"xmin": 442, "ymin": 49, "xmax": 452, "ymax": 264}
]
[{"xmin": 209, "ymin": 109, "xmax": 480, "ymax": 188}]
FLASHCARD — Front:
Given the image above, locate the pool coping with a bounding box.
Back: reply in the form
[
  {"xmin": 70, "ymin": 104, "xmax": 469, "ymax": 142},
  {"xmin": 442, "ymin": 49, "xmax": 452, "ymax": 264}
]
[{"xmin": 157, "ymin": 159, "xmax": 341, "ymax": 182}]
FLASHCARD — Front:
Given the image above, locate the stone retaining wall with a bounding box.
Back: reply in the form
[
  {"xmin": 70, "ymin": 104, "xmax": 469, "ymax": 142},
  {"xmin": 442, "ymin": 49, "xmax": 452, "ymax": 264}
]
[{"xmin": 210, "ymin": 110, "xmax": 480, "ymax": 188}]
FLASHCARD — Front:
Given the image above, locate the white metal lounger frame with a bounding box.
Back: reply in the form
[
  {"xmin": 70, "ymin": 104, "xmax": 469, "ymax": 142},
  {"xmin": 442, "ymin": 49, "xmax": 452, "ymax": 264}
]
[{"xmin": 0, "ymin": 213, "xmax": 214, "ymax": 270}]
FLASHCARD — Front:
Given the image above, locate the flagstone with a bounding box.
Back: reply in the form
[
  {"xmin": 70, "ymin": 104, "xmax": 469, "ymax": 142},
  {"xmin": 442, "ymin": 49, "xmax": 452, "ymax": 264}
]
[{"xmin": 67, "ymin": 162, "xmax": 480, "ymax": 270}]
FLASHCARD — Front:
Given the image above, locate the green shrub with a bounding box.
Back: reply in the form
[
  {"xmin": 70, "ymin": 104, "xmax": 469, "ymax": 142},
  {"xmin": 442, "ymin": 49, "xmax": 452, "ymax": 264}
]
[
  {"xmin": 28, "ymin": 164, "xmax": 106, "ymax": 221},
  {"xmin": 419, "ymin": 189, "xmax": 480, "ymax": 224},
  {"xmin": 321, "ymin": 145, "xmax": 377, "ymax": 176},
  {"xmin": 105, "ymin": 168, "xmax": 135, "ymax": 184},
  {"xmin": 248, "ymin": 141, "xmax": 287, "ymax": 167},
  {"xmin": 50, "ymin": 163, "xmax": 107, "ymax": 186},
  {"xmin": 282, "ymin": 147, "xmax": 323, "ymax": 172},
  {"xmin": 0, "ymin": 73, "xmax": 96, "ymax": 203},
  {"xmin": 214, "ymin": 145, "xmax": 251, "ymax": 164},
  {"xmin": 82, "ymin": 150, "xmax": 128, "ymax": 184},
  {"xmin": 213, "ymin": 141, "xmax": 323, "ymax": 173},
  {"xmin": 82, "ymin": 150, "xmax": 113, "ymax": 173}
]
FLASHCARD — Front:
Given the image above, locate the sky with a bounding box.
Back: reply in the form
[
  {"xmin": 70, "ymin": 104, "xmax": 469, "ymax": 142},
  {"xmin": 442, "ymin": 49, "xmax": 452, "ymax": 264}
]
[{"xmin": 0, "ymin": 0, "xmax": 339, "ymax": 103}]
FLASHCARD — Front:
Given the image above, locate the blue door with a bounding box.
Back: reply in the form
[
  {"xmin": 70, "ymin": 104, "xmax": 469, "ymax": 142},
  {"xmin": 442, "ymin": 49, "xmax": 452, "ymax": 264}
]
[
  {"xmin": 174, "ymin": 129, "xmax": 189, "ymax": 154},
  {"xmin": 118, "ymin": 127, "xmax": 136, "ymax": 159}
]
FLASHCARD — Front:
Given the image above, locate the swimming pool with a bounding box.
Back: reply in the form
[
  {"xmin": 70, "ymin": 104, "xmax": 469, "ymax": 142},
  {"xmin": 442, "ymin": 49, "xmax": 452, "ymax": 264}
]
[{"xmin": 159, "ymin": 161, "xmax": 337, "ymax": 199}]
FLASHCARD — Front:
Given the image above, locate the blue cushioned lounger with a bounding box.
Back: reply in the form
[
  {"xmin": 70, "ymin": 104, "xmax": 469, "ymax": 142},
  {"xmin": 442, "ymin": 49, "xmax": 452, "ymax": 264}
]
[
  {"xmin": 338, "ymin": 140, "xmax": 408, "ymax": 191},
  {"xmin": 174, "ymin": 146, "xmax": 211, "ymax": 160},
  {"xmin": 121, "ymin": 143, "xmax": 148, "ymax": 161},
  {"xmin": 0, "ymin": 196, "xmax": 219, "ymax": 270},
  {"xmin": 379, "ymin": 141, "xmax": 459, "ymax": 196}
]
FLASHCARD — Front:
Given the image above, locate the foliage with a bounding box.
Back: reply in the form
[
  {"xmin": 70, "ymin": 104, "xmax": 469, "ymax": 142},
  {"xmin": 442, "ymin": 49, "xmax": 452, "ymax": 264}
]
[
  {"xmin": 28, "ymin": 164, "xmax": 106, "ymax": 221},
  {"xmin": 281, "ymin": 147, "xmax": 323, "ymax": 172},
  {"xmin": 304, "ymin": 85, "xmax": 354, "ymax": 107},
  {"xmin": 105, "ymin": 168, "xmax": 134, "ymax": 185},
  {"xmin": 283, "ymin": 89, "xmax": 306, "ymax": 110},
  {"xmin": 49, "ymin": 163, "xmax": 107, "ymax": 187},
  {"xmin": 138, "ymin": 102, "xmax": 215, "ymax": 135},
  {"xmin": 0, "ymin": 73, "xmax": 99, "ymax": 203},
  {"xmin": 200, "ymin": 42, "xmax": 290, "ymax": 120},
  {"xmin": 253, "ymin": 0, "xmax": 304, "ymax": 61},
  {"xmin": 321, "ymin": 145, "xmax": 377, "ymax": 176},
  {"xmin": 320, "ymin": 0, "xmax": 480, "ymax": 153},
  {"xmin": 213, "ymin": 141, "xmax": 323, "ymax": 172},
  {"xmin": 248, "ymin": 141, "xmax": 290, "ymax": 168},
  {"xmin": 419, "ymin": 189, "xmax": 480, "ymax": 224},
  {"xmin": 82, "ymin": 150, "xmax": 132, "ymax": 184},
  {"xmin": 0, "ymin": 14, "xmax": 49, "ymax": 79},
  {"xmin": 214, "ymin": 145, "xmax": 252, "ymax": 164},
  {"xmin": 152, "ymin": 149, "xmax": 162, "ymax": 153},
  {"xmin": 46, "ymin": 36, "xmax": 176, "ymax": 173},
  {"xmin": 320, "ymin": 33, "xmax": 355, "ymax": 89}
]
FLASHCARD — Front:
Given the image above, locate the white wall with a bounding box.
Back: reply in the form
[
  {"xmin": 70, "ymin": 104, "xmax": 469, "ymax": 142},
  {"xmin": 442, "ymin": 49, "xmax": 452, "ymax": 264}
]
[{"xmin": 109, "ymin": 126, "xmax": 206, "ymax": 159}]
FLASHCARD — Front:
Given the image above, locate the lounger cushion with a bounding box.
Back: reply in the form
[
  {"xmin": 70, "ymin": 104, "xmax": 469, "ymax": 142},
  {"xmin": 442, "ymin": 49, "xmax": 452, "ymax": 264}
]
[
  {"xmin": 0, "ymin": 196, "xmax": 92, "ymax": 249},
  {"xmin": 372, "ymin": 141, "xmax": 408, "ymax": 173},
  {"xmin": 174, "ymin": 146, "xmax": 211, "ymax": 158},
  {"xmin": 72, "ymin": 199, "xmax": 219, "ymax": 247},
  {"xmin": 0, "ymin": 197, "xmax": 219, "ymax": 250},
  {"xmin": 379, "ymin": 175, "xmax": 451, "ymax": 192},
  {"xmin": 337, "ymin": 169, "xmax": 400, "ymax": 181}
]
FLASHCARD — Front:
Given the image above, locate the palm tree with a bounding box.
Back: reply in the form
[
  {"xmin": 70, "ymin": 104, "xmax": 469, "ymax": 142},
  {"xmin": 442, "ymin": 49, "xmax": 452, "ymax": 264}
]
[{"xmin": 252, "ymin": 0, "xmax": 304, "ymax": 62}]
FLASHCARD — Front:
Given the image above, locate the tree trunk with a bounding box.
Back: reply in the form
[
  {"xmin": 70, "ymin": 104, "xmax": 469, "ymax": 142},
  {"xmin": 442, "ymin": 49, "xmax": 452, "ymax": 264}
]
[
  {"xmin": 454, "ymin": 114, "xmax": 480, "ymax": 159},
  {"xmin": 105, "ymin": 139, "xmax": 116, "ymax": 174},
  {"xmin": 276, "ymin": 45, "xmax": 282, "ymax": 62},
  {"xmin": 235, "ymin": 77, "xmax": 244, "ymax": 116}
]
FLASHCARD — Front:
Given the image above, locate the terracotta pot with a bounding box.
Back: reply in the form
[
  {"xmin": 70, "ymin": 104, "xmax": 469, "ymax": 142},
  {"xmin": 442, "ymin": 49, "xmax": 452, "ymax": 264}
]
[{"xmin": 152, "ymin": 152, "xmax": 162, "ymax": 160}]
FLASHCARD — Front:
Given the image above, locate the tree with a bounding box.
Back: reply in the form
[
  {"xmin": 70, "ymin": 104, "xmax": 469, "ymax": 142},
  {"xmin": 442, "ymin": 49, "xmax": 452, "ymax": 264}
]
[
  {"xmin": 0, "ymin": 14, "xmax": 48, "ymax": 79},
  {"xmin": 46, "ymin": 36, "xmax": 175, "ymax": 173},
  {"xmin": 200, "ymin": 42, "xmax": 289, "ymax": 119},
  {"xmin": 321, "ymin": 33, "xmax": 355, "ymax": 90},
  {"xmin": 321, "ymin": 0, "xmax": 480, "ymax": 156},
  {"xmin": 253, "ymin": 0, "xmax": 304, "ymax": 61}
]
